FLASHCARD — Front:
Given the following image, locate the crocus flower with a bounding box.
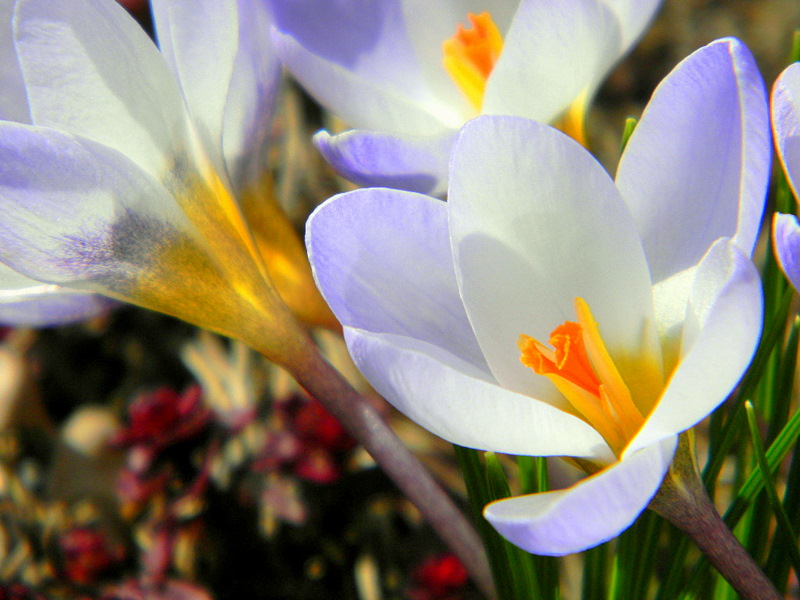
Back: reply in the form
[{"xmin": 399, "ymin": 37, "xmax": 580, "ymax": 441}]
[
  {"xmin": 771, "ymin": 62, "xmax": 800, "ymax": 289},
  {"xmin": 0, "ymin": 0, "xmax": 335, "ymax": 359},
  {"xmin": 306, "ymin": 38, "xmax": 768, "ymax": 554},
  {"xmin": 270, "ymin": 0, "xmax": 664, "ymax": 196}
]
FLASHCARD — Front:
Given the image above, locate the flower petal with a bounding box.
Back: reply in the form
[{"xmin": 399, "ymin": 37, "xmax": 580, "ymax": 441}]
[
  {"xmin": 0, "ymin": 264, "xmax": 112, "ymax": 326},
  {"xmin": 270, "ymin": 28, "xmax": 455, "ymax": 134},
  {"xmin": 449, "ymin": 116, "xmax": 657, "ymax": 397},
  {"xmin": 483, "ymin": 0, "xmax": 621, "ymax": 123},
  {"xmin": 484, "ymin": 436, "xmax": 676, "ymax": 556},
  {"xmin": 773, "ymin": 62, "xmax": 800, "ymax": 201},
  {"xmin": 626, "ymin": 239, "xmax": 762, "ymax": 456},
  {"xmin": 345, "ymin": 326, "xmax": 613, "ymax": 460},
  {"xmin": 0, "ymin": 0, "xmax": 29, "ymax": 123},
  {"xmin": 616, "ymin": 38, "xmax": 770, "ymax": 283},
  {"xmin": 269, "ymin": 0, "xmax": 427, "ymax": 94},
  {"xmin": 222, "ymin": 0, "xmax": 282, "ymax": 193},
  {"xmin": 14, "ymin": 0, "xmax": 190, "ymax": 177},
  {"xmin": 150, "ymin": 0, "xmax": 238, "ymax": 172},
  {"xmin": 773, "ymin": 213, "xmax": 800, "ymax": 293},
  {"xmin": 307, "ymin": 187, "xmax": 484, "ymax": 370},
  {"xmin": 313, "ymin": 129, "xmax": 455, "ymax": 196}
]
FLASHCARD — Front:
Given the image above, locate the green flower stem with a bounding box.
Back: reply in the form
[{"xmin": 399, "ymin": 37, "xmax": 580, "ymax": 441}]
[
  {"xmin": 289, "ymin": 346, "xmax": 494, "ymax": 598},
  {"xmin": 649, "ymin": 434, "xmax": 781, "ymax": 600}
]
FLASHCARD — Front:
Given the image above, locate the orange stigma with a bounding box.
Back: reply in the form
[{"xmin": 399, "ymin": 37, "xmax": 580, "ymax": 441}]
[
  {"xmin": 443, "ymin": 12, "xmax": 503, "ymax": 112},
  {"xmin": 519, "ymin": 298, "xmax": 645, "ymax": 456}
]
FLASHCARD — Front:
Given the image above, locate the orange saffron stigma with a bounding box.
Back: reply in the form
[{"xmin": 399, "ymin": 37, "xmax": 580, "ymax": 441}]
[
  {"xmin": 443, "ymin": 12, "xmax": 503, "ymax": 112},
  {"xmin": 519, "ymin": 299, "xmax": 645, "ymax": 456}
]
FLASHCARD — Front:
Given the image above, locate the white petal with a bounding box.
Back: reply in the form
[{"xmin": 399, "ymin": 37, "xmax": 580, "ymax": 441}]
[
  {"xmin": 485, "ymin": 436, "xmax": 676, "ymax": 556},
  {"xmin": 14, "ymin": 0, "xmax": 190, "ymax": 177},
  {"xmin": 151, "ymin": 0, "xmax": 238, "ymax": 172},
  {"xmin": 616, "ymin": 38, "xmax": 770, "ymax": 283},
  {"xmin": 626, "ymin": 240, "xmax": 762, "ymax": 456},
  {"xmin": 345, "ymin": 327, "xmax": 613, "ymax": 460},
  {"xmin": 484, "ymin": 0, "xmax": 621, "ymax": 123},
  {"xmin": 271, "ymin": 28, "xmax": 456, "ymax": 134},
  {"xmin": 449, "ymin": 116, "xmax": 657, "ymax": 397},
  {"xmin": 222, "ymin": 0, "xmax": 282, "ymax": 193}
]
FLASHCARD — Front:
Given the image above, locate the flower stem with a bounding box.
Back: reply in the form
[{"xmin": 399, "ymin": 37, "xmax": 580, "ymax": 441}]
[
  {"xmin": 287, "ymin": 345, "xmax": 495, "ymax": 598},
  {"xmin": 649, "ymin": 433, "xmax": 780, "ymax": 600}
]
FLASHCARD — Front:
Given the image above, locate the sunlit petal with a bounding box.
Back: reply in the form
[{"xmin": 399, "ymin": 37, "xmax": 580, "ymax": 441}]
[
  {"xmin": 626, "ymin": 240, "xmax": 762, "ymax": 456},
  {"xmin": 345, "ymin": 327, "xmax": 613, "ymax": 460},
  {"xmin": 484, "ymin": 436, "xmax": 676, "ymax": 555},
  {"xmin": 617, "ymin": 38, "xmax": 769, "ymax": 282},
  {"xmin": 15, "ymin": 0, "xmax": 189, "ymax": 177},
  {"xmin": 308, "ymin": 187, "xmax": 484, "ymax": 368},
  {"xmin": 314, "ymin": 129, "xmax": 455, "ymax": 196},
  {"xmin": 449, "ymin": 116, "xmax": 657, "ymax": 396}
]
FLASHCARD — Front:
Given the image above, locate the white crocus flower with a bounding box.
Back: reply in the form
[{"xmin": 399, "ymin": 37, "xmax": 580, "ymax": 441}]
[{"xmin": 305, "ymin": 38, "xmax": 769, "ymax": 554}]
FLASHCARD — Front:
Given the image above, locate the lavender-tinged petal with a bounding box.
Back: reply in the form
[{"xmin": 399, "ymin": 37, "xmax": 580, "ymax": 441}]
[
  {"xmin": 345, "ymin": 327, "xmax": 613, "ymax": 461},
  {"xmin": 449, "ymin": 116, "xmax": 658, "ymax": 398},
  {"xmin": 484, "ymin": 0, "xmax": 621, "ymax": 123},
  {"xmin": 0, "ymin": 0, "xmax": 29, "ymax": 123},
  {"xmin": 314, "ymin": 129, "xmax": 454, "ymax": 196},
  {"xmin": 222, "ymin": 0, "xmax": 282, "ymax": 194},
  {"xmin": 0, "ymin": 122, "xmax": 189, "ymax": 289},
  {"xmin": 774, "ymin": 213, "xmax": 800, "ymax": 292},
  {"xmin": 271, "ymin": 29, "xmax": 456, "ymax": 134},
  {"xmin": 626, "ymin": 240, "xmax": 762, "ymax": 456},
  {"xmin": 14, "ymin": 0, "xmax": 189, "ymax": 177},
  {"xmin": 268, "ymin": 0, "xmax": 428, "ymax": 93},
  {"xmin": 484, "ymin": 436, "xmax": 676, "ymax": 556},
  {"xmin": 772, "ymin": 63, "xmax": 800, "ymax": 201},
  {"xmin": 0, "ymin": 122, "xmax": 286, "ymax": 350},
  {"xmin": 0, "ymin": 265, "xmax": 113, "ymax": 326},
  {"xmin": 616, "ymin": 38, "xmax": 770, "ymax": 283},
  {"xmin": 150, "ymin": 0, "xmax": 238, "ymax": 172},
  {"xmin": 307, "ymin": 187, "xmax": 484, "ymax": 370}
]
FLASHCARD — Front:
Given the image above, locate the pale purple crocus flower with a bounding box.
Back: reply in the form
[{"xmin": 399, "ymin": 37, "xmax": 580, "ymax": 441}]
[
  {"xmin": 772, "ymin": 63, "xmax": 800, "ymax": 289},
  {"xmin": 0, "ymin": 0, "xmax": 334, "ymax": 363},
  {"xmin": 306, "ymin": 38, "xmax": 769, "ymax": 555},
  {"xmin": 270, "ymin": 0, "xmax": 664, "ymax": 196}
]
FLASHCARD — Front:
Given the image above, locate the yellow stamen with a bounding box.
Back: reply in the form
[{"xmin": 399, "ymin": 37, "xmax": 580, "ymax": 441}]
[
  {"xmin": 443, "ymin": 12, "xmax": 503, "ymax": 112},
  {"xmin": 519, "ymin": 298, "xmax": 645, "ymax": 456}
]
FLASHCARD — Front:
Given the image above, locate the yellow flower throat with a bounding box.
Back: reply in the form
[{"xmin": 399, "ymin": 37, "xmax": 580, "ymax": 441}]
[{"xmin": 519, "ymin": 298, "xmax": 645, "ymax": 456}]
